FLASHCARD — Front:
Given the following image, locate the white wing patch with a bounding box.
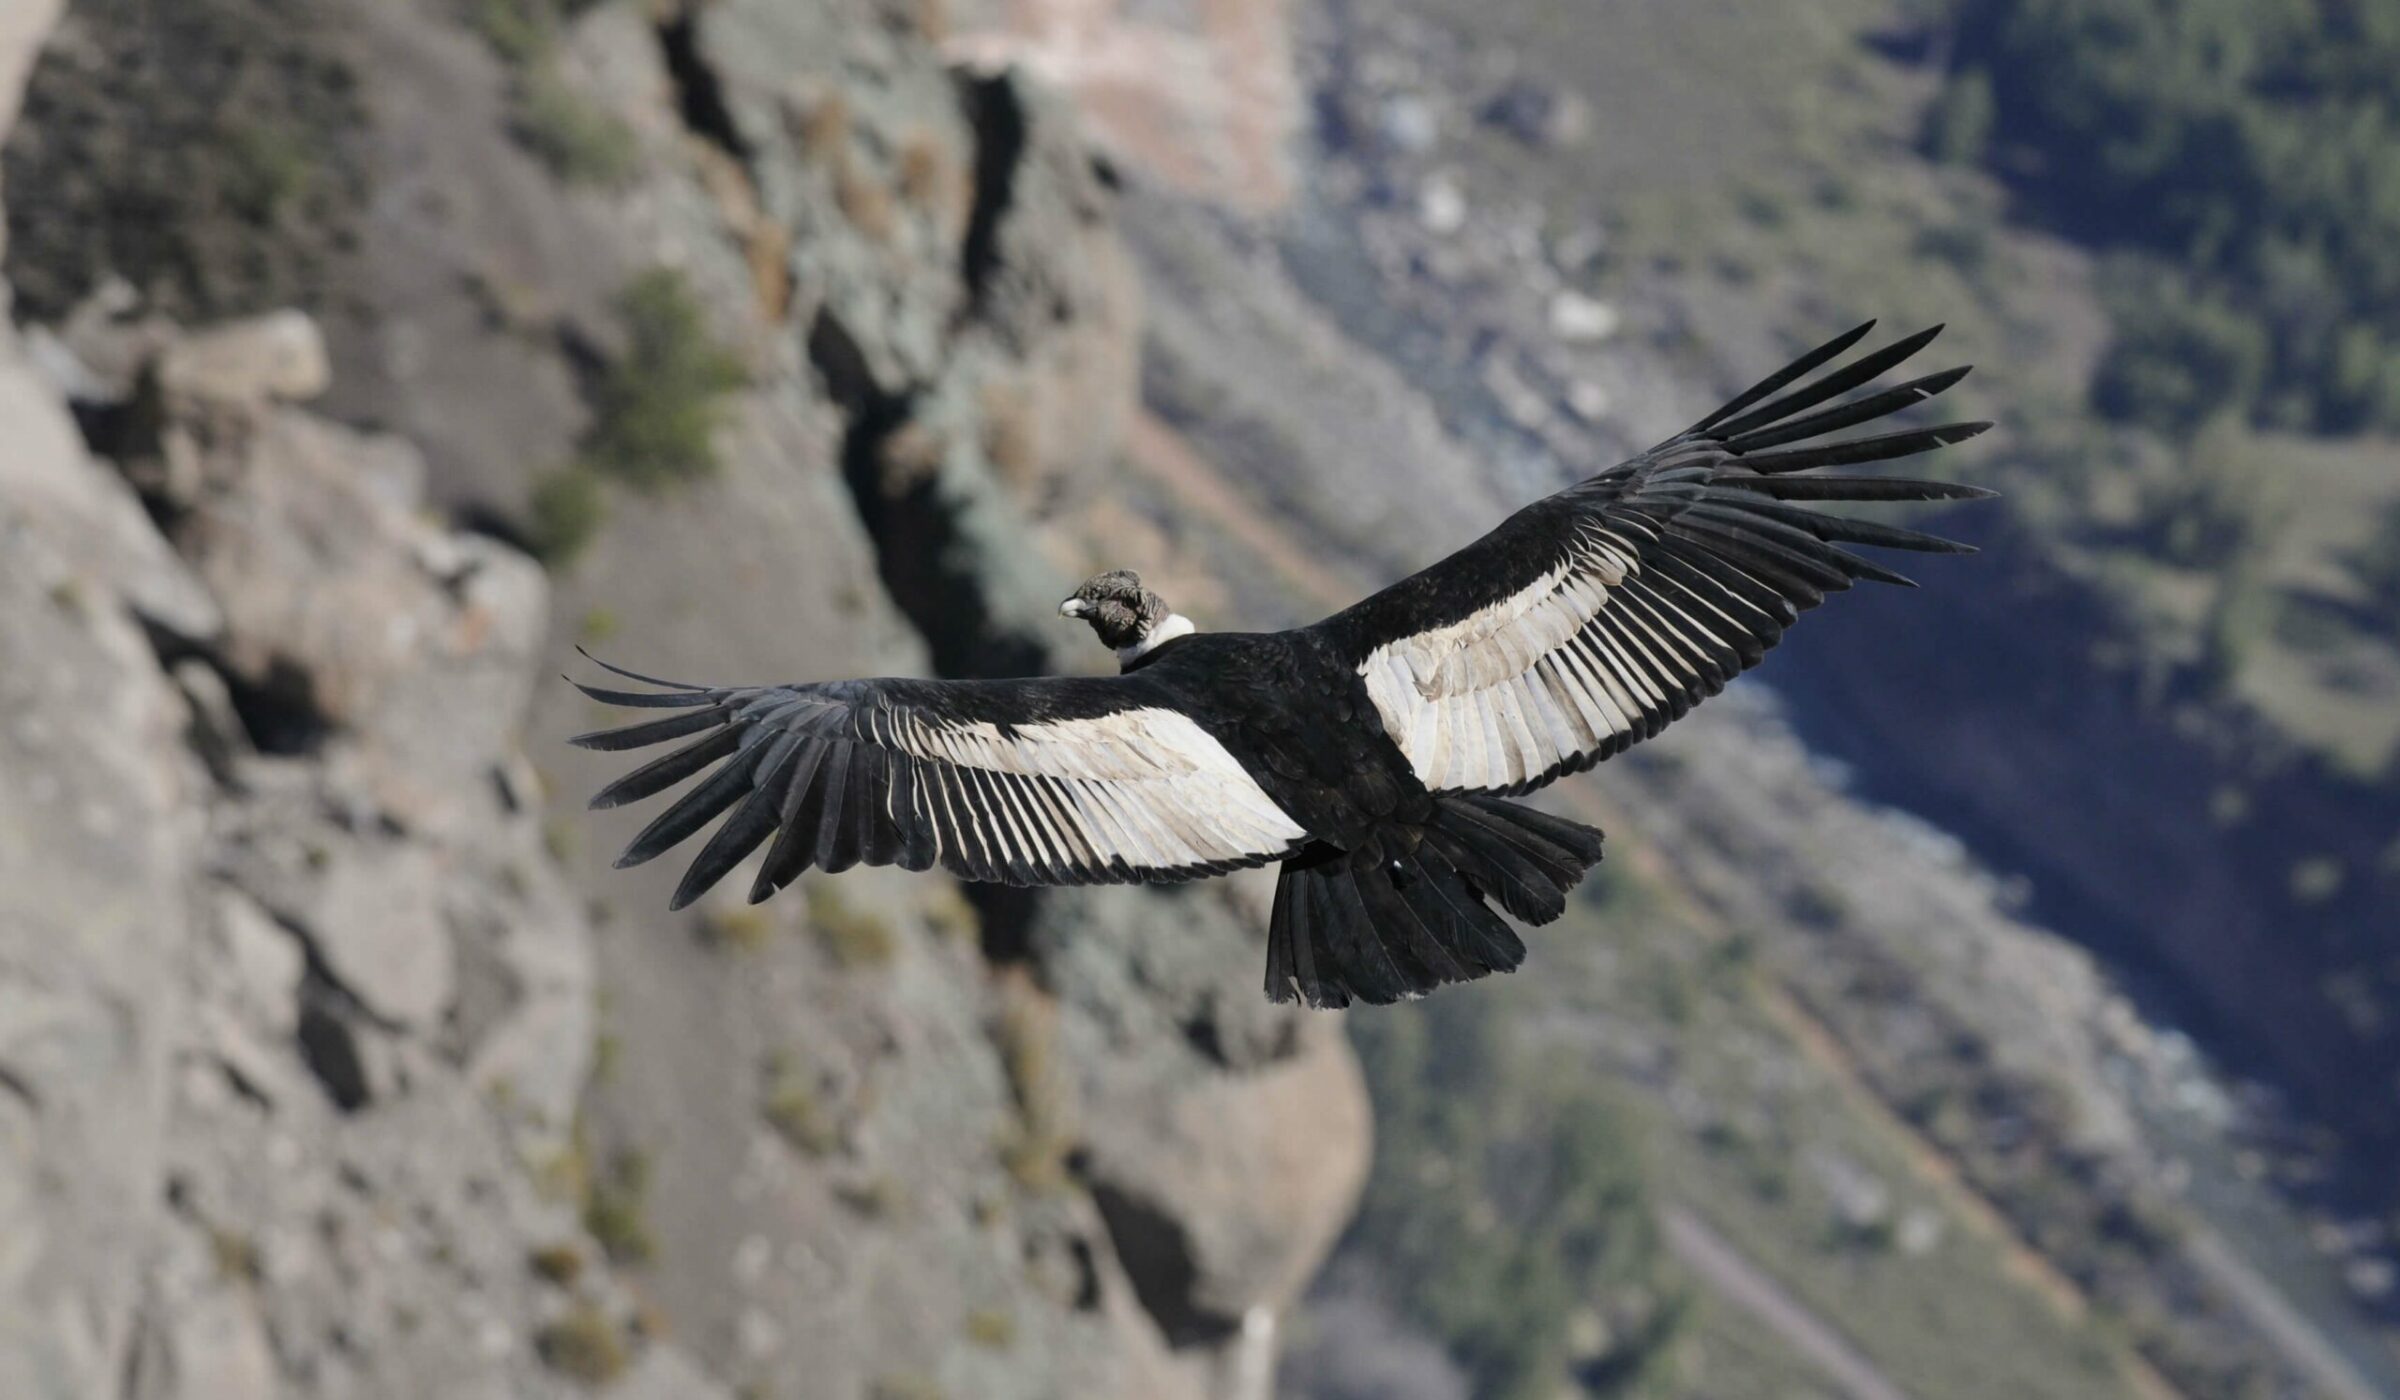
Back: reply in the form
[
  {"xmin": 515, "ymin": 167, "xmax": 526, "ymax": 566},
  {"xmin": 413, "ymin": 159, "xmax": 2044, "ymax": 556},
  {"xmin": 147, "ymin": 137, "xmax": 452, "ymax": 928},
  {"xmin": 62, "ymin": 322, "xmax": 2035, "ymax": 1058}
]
[
  {"xmin": 891, "ymin": 706, "xmax": 1306, "ymax": 875},
  {"xmin": 1361, "ymin": 522, "xmax": 1743, "ymax": 791}
]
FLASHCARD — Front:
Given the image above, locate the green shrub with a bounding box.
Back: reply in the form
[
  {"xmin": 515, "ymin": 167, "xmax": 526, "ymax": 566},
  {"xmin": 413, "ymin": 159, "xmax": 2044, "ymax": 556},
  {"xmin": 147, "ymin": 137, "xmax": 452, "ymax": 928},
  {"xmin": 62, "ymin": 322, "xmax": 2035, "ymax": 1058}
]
[
  {"xmin": 1946, "ymin": 0, "xmax": 2400, "ymax": 431},
  {"xmin": 583, "ymin": 1149, "xmax": 656, "ymax": 1265},
  {"xmin": 762, "ymin": 1054, "xmax": 842, "ymax": 1155},
  {"xmin": 527, "ymin": 465, "xmax": 608, "ymax": 565},
  {"xmin": 464, "ymin": 0, "xmax": 558, "ymax": 68},
  {"xmin": 582, "ymin": 269, "xmax": 746, "ymax": 490},
  {"xmin": 521, "ymin": 271, "xmax": 742, "ymax": 564},
  {"xmin": 515, "ymin": 68, "xmax": 636, "ymax": 185},
  {"xmin": 1344, "ymin": 992, "xmax": 1683, "ymax": 1400},
  {"xmin": 2141, "ymin": 420, "xmax": 2284, "ymax": 571},
  {"xmin": 2091, "ymin": 266, "xmax": 2270, "ymax": 437},
  {"xmin": 527, "ymin": 1242, "xmax": 585, "ymax": 1286},
  {"xmin": 806, "ymin": 882, "xmax": 895, "ymax": 968},
  {"xmin": 535, "ymin": 1302, "xmax": 629, "ymax": 1385},
  {"xmin": 210, "ymin": 1227, "xmax": 262, "ymax": 1284},
  {"xmin": 963, "ymin": 1307, "xmax": 1015, "ymax": 1350},
  {"xmin": 221, "ymin": 122, "xmax": 317, "ymax": 223},
  {"xmin": 697, "ymin": 905, "xmax": 775, "ymax": 954}
]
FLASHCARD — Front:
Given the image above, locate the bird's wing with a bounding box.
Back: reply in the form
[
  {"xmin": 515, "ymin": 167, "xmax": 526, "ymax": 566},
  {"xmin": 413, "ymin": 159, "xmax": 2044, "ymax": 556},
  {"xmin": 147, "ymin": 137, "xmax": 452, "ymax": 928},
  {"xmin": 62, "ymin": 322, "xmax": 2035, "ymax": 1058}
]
[
  {"xmin": 569, "ymin": 662, "xmax": 1310, "ymax": 906},
  {"xmin": 1313, "ymin": 322, "xmax": 1995, "ymax": 797}
]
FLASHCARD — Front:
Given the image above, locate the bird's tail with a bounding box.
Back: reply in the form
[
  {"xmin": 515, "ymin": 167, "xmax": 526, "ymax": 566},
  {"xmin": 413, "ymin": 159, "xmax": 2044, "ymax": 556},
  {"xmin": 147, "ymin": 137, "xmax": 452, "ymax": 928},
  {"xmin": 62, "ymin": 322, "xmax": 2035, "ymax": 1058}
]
[{"xmin": 1266, "ymin": 795, "xmax": 1604, "ymax": 1008}]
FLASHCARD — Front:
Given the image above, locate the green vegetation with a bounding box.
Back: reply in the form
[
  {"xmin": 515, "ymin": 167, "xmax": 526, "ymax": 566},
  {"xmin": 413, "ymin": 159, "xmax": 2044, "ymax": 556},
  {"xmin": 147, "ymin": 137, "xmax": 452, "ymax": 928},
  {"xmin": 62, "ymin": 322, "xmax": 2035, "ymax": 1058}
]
[
  {"xmin": 962, "ymin": 1307, "xmax": 1015, "ymax": 1350},
  {"xmin": 209, "ymin": 1226, "xmax": 263, "ymax": 1285},
  {"xmin": 221, "ymin": 122, "xmax": 319, "ymax": 223},
  {"xmin": 535, "ymin": 1301, "xmax": 630, "ymax": 1385},
  {"xmin": 762, "ymin": 1051, "xmax": 842, "ymax": 1155},
  {"xmin": 1490, "ymin": 0, "xmax": 2400, "ymax": 775},
  {"xmin": 1344, "ymin": 988, "xmax": 1684, "ymax": 1400},
  {"xmin": 992, "ymin": 982, "xmax": 1070, "ymax": 1192},
  {"xmin": 2090, "ymin": 265, "xmax": 2270, "ymax": 436},
  {"xmin": 806, "ymin": 882, "xmax": 897, "ymax": 968},
  {"xmin": 1943, "ymin": 0, "xmax": 2400, "ymax": 433},
  {"xmin": 836, "ymin": 1174, "xmax": 909, "ymax": 1219},
  {"xmin": 527, "ymin": 465, "xmax": 608, "ymax": 565},
  {"xmin": 582, "ymin": 1148, "xmax": 656, "ymax": 1265},
  {"xmin": 523, "ymin": 268, "xmax": 745, "ymax": 567},
  {"xmin": 514, "ymin": 67, "xmax": 638, "ymax": 186},
  {"xmin": 918, "ymin": 882, "xmax": 981, "ymax": 944},
  {"xmin": 464, "ymin": 0, "xmax": 558, "ymax": 67},
  {"xmin": 3, "ymin": 0, "xmax": 366, "ymax": 321},
  {"xmin": 583, "ymin": 268, "xmax": 749, "ymax": 489},
  {"xmin": 528, "ymin": 1242, "xmax": 586, "ymax": 1286},
  {"xmin": 866, "ymin": 1375, "xmax": 944, "ymax": 1400},
  {"xmin": 462, "ymin": 0, "xmax": 635, "ymax": 186},
  {"xmin": 697, "ymin": 904, "xmax": 775, "ymax": 954}
]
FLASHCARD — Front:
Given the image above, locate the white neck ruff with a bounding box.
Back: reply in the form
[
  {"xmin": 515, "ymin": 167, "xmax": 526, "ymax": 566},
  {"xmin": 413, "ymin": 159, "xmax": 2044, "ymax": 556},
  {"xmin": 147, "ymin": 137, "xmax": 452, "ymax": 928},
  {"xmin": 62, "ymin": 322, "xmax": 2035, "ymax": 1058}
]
[{"xmin": 1117, "ymin": 613, "xmax": 1196, "ymax": 665}]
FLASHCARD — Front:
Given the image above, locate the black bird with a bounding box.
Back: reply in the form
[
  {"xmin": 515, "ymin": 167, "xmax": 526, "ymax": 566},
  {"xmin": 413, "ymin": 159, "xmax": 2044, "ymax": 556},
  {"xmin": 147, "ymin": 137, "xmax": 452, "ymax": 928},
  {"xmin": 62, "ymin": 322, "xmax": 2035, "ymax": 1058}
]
[{"xmin": 571, "ymin": 322, "xmax": 1994, "ymax": 1007}]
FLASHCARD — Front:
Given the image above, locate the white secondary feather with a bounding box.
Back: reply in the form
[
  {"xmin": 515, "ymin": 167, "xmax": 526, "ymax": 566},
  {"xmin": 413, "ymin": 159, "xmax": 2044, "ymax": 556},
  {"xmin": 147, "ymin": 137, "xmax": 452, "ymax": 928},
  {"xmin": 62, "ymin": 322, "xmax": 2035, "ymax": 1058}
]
[
  {"xmin": 892, "ymin": 705, "xmax": 1305, "ymax": 874},
  {"xmin": 1360, "ymin": 527, "xmax": 1737, "ymax": 791}
]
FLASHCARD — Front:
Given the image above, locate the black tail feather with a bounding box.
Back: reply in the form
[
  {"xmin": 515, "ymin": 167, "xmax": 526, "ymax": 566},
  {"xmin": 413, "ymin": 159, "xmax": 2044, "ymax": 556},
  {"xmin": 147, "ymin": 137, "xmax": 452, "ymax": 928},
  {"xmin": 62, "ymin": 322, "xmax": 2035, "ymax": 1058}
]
[{"xmin": 1266, "ymin": 796, "xmax": 1603, "ymax": 1008}]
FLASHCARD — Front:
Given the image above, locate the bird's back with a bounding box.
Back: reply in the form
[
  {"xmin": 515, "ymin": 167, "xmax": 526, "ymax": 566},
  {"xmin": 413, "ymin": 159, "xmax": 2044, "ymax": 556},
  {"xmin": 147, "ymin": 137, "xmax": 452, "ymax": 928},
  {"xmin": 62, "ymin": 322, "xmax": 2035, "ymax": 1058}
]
[{"xmin": 1127, "ymin": 628, "xmax": 1430, "ymax": 847}]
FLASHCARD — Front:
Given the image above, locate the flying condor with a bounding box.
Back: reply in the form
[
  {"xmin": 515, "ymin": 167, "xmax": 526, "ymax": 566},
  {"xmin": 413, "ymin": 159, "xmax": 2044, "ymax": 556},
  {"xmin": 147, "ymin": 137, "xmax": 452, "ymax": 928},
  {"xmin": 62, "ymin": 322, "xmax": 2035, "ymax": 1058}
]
[{"xmin": 571, "ymin": 321, "xmax": 1994, "ymax": 1008}]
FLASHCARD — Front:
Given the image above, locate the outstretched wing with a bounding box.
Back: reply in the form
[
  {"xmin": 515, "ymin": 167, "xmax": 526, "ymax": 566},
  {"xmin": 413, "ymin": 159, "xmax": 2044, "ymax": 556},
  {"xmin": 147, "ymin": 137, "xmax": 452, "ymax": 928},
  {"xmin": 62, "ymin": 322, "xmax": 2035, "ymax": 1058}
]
[
  {"xmin": 1315, "ymin": 322, "xmax": 1995, "ymax": 796},
  {"xmin": 569, "ymin": 659, "xmax": 1309, "ymax": 907}
]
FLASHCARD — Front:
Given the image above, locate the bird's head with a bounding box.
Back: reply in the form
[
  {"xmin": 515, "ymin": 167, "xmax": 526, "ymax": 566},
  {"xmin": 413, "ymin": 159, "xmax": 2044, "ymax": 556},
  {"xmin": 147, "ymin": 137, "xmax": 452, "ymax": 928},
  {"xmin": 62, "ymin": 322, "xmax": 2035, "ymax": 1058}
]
[{"xmin": 1059, "ymin": 570, "xmax": 1193, "ymax": 662}]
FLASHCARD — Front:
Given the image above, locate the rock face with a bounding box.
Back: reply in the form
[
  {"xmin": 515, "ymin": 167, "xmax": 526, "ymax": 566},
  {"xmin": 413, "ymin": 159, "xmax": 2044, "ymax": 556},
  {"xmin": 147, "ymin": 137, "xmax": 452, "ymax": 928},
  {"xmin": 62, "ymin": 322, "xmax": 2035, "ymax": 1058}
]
[
  {"xmin": 0, "ymin": 1, "xmax": 1367, "ymax": 1398},
  {"xmin": 0, "ymin": 321, "xmax": 200, "ymax": 1400},
  {"xmin": 12, "ymin": 1, "xmax": 2388, "ymax": 1397},
  {"xmin": 0, "ymin": 275, "xmax": 640, "ymax": 1398},
  {"xmin": 948, "ymin": 0, "xmax": 1300, "ymax": 211}
]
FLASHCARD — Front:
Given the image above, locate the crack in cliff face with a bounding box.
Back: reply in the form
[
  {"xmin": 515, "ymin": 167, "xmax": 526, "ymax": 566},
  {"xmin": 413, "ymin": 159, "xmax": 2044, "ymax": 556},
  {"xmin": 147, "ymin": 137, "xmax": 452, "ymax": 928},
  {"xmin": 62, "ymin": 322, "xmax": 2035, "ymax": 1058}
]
[
  {"xmin": 957, "ymin": 71, "xmax": 1028, "ymax": 313},
  {"xmin": 654, "ymin": 6, "xmax": 790, "ymax": 317},
  {"xmin": 807, "ymin": 307, "xmax": 1050, "ymax": 681},
  {"xmin": 808, "ymin": 305, "xmax": 1047, "ymax": 967},
  {"xmin": 658, "ymin": 4, "xmax": 1059, "ymax": 969},
  {"xmin": 1087, "ymin": 1182, "xmax": 1243, "ymax": 1349},
  {"xmin": 656, "ymin": 6, "xmax": 752, "ymax": 165},
  {"xmin": 218, "ymin": 655, "xmax": 336, "ymax": 757},
  {"xmin": 296, "ymin": 980, "xmax": 372, "ymax": 1112}
]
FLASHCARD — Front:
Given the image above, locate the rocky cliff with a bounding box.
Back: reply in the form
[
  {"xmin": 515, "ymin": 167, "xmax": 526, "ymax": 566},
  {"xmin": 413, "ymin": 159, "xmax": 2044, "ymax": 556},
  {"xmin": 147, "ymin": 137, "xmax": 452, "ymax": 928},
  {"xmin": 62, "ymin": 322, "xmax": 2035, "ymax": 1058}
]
[
  {"xmin": 11, "ymin": 2, "xmax": 2397, "ymax": 1399},
  {"xmin": 0, "ymin": 2, "xmax": 1365, "ymax": 1398}
]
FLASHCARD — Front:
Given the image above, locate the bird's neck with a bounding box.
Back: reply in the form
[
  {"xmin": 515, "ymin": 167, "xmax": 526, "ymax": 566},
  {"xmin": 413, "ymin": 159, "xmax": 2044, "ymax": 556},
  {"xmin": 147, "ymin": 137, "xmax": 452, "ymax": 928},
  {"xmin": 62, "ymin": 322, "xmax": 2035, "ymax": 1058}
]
[{"xmin": 1117, "ymin": 613, "xmax": 1196, "ymax": 667}]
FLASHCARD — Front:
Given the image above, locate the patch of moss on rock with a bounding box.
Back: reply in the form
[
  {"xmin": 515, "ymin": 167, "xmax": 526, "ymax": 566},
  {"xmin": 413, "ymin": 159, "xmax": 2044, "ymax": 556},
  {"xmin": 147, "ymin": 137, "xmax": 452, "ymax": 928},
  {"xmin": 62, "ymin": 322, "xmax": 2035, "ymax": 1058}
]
[
  {"xmin": 806, "ymin": 881, "xmax": 896, "ymax": 968},
  {"xmin": 697, "ymin": 904, "xmax": 775, "ymax": 954},
  {"xmin": 762, "ymin": 1053, "xmax": 842, "ymax": 1155}
]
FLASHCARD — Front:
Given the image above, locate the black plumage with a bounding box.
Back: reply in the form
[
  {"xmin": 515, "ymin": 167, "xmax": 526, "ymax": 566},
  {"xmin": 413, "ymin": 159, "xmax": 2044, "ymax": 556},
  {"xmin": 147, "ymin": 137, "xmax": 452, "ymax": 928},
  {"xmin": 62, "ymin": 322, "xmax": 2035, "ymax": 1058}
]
[{"xmin": 572, "ymin": 323, "xmax": 1994, "ymax": 1008}]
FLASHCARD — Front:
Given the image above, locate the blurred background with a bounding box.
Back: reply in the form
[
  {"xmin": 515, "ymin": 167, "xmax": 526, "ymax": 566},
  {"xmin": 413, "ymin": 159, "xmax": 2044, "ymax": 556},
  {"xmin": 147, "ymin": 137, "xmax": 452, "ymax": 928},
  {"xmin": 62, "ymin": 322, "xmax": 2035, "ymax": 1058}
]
[{"xmin": 2, "ymin": 1, "xmax": 2396, "ymax": 1397}]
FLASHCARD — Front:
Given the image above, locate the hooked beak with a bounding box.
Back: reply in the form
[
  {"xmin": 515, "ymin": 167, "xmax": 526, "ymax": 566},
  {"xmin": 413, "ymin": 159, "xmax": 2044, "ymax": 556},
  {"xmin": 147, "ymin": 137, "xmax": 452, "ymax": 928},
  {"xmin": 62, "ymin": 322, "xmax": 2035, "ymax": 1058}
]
[{"xmin": 1058, "ymin": 598, "xmax": 1088, "ymax": 619}]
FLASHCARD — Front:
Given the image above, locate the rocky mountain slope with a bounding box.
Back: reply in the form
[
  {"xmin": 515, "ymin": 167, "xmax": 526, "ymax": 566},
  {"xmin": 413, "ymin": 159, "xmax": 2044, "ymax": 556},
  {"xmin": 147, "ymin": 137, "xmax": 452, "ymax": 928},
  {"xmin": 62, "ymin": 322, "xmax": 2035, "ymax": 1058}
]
[
  {"xmin": 1, "ymin": 2, "xmax": 1363, "ymax": 1398},
  {"xmin": 7, "ymin": 2, "xmax": 2396, "ymax": 1399}
]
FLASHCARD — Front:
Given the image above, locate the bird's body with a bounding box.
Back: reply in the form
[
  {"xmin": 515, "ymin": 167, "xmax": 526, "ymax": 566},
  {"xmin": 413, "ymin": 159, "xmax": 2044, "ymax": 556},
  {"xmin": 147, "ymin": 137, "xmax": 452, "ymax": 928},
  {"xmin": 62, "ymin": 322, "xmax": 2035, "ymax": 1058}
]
[
  {"xmin": 1127, "ymin": 628, "xmax": 1431, "ymax": 849},
  {"xmin": 573, "ymin": 322, "xmax": 1995, "ymax": 1007}
]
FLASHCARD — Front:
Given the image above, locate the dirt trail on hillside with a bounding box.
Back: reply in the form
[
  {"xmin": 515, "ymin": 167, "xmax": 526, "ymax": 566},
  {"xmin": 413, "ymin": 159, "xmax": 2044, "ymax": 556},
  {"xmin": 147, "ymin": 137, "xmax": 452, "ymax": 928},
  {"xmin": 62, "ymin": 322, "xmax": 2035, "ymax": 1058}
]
[{"xmin": 1663, "ymin": 1207, "xmax": 1914, "ymax": 1400}]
